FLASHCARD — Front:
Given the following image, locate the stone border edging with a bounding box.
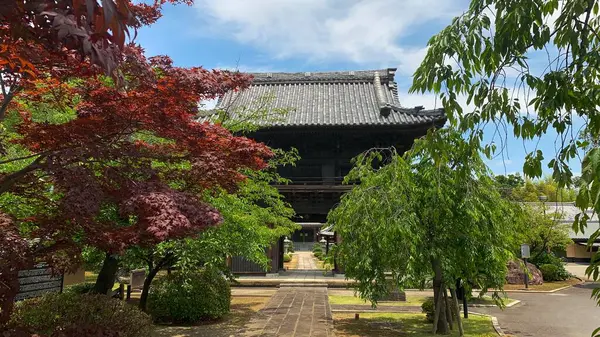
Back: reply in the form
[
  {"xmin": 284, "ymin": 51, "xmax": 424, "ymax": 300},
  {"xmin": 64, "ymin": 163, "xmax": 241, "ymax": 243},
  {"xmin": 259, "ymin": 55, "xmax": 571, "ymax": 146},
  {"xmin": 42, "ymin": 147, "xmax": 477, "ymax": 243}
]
[
  {"xmin": 502, "ymin": 284, "xmax": 576, "ymax": 293},
  {"xmin": 505, "ymin": 299, "xmax": 520, "ymax": 308},
  {"xmin": 470, "ymin": 312, "xmax": 505, "ymax": 336},
  {"xmin": 484, "ymin": 279, "xmax": 585, "ymax": 294},
  {"xmin": 463, "ymin": 299, "xmax": 521, "ymax": 308}
]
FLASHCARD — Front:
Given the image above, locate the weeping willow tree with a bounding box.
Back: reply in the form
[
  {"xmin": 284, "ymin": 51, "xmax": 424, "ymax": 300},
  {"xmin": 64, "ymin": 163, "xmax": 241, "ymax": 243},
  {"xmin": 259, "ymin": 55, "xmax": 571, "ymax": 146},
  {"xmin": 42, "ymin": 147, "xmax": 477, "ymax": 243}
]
[
  {"xmin": 410, "ymin": 2, "xmax": 600, "ymax": 333},
  {"xmin": 329, "ymin": 129, "xmax": 524, "ymax": 335}
]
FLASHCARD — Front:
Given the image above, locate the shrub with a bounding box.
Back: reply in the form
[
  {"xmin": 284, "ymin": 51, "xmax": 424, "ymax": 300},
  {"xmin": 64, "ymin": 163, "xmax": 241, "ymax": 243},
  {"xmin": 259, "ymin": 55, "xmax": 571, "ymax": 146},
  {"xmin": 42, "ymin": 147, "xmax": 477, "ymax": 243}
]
[
  {"xmin": 9, "ymin": 292, "xmax": 152, "ymax": 337},
  {"xmin": 312, "ymin": 244, "xmax": 323, "ymax": 252},
  {"xmin": 64, "ymin": 282, "xmax": 95, "ymax": 294},
  {"xmin": 540, "ymin": 264, "xmax": 561, "ymax": 281},
  {"xmin": 147, "ymin": 269, "xmax": 230, "ymax": 323},
  {"xmin": 533, "ymin": 253, "xmax": 571, "ymax": 281},
  {"xmin": 283, "ymin": 253, "xmax": 292, "ymax": 262},
  {"xmin": 288, "ymin": 241, "xmax": 295, "ymax": 253},
  {"xmin": 531, "ymin": 253, "xmax": 571, "ymax": 280},
  {"xmin": 421, "ymin": 297, "xmax": 435, "ymax": 322}
]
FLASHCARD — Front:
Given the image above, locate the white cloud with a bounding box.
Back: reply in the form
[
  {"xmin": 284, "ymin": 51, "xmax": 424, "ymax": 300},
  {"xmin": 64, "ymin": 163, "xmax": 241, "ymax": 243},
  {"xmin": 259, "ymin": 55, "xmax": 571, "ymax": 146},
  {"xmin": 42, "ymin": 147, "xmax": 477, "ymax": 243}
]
[
  {"xmin": 200, "ymin": 98, "xmax": 219, "ymax": 110},
  {"xmin": 195, "ymin": 0, "xmax": 462, "ymax": 75}
]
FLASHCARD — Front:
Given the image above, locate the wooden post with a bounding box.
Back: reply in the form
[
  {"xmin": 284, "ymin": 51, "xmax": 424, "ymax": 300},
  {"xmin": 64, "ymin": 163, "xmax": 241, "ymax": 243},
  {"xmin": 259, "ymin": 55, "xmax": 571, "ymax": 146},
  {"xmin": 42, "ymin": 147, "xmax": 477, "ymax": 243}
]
[
  {"xmin": 463, "ymin": 294, "xmax": 468, "ymax": 318},
  {"xmin": 444, "ymin": 288, "xmax": 453, "ymax": 330},
  {"xmin": 450, "ymin": 288, "xmax": 464, "ymax": 337},
  {"xmin": 126, "ymin": 284, "xmax": 132, "ymax": 300},
  {"xmin": 119, "ymin": 283, "xmax": 125, "ymax": 300}
]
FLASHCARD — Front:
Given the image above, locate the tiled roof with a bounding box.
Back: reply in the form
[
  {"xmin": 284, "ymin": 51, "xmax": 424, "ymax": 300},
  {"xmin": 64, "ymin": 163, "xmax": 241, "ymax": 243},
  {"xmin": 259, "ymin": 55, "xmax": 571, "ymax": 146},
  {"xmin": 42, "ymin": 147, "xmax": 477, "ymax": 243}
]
[
  {"xmin": 523, "ymin": 202, "xmax": 599, "ymax": 240},
  {"xmin": 209, "ymin": 68, "xmax": 446, "ymax": 128}
]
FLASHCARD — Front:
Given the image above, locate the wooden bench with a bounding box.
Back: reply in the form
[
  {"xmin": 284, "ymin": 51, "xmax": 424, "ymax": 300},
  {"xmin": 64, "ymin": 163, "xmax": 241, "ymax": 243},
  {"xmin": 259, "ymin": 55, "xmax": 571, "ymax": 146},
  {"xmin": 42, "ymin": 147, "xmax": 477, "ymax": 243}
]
[{"xmin": 111, "ymin": 269, "xmax": 146, "ymax": 300}]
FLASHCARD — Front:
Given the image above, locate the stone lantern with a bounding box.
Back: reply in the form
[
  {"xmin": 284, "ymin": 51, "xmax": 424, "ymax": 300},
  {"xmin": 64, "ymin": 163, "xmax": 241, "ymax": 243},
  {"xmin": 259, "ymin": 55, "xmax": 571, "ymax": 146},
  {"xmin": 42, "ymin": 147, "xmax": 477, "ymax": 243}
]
[
  {"xmin": 283, "ymin": 237, "xmax": 291, "ymax": 254},
  {"xmin": 319, "ymin": 237, "xmax": 327, "ymax": 252}
]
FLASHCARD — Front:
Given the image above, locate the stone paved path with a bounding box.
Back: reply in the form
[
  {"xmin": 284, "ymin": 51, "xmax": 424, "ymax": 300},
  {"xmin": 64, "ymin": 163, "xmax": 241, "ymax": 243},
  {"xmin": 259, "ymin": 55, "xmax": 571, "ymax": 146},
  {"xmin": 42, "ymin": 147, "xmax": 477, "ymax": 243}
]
[
  {"xmin": 295, "ymin": 251, "xmax": 318, "ymax": 270},
  {"xmin": 238, "ymin": 287, "xmax": 333, "ymax": 337}
]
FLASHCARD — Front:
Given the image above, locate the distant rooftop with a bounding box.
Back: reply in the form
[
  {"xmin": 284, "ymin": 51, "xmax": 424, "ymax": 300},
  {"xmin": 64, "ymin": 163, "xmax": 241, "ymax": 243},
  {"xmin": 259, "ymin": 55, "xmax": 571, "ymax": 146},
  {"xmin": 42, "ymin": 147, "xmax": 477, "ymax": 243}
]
[
  {"xmin": 208, "ymin": 68, "xmax": 446, "ymax": 128},
  {"xmin": 524, "ymin": 202, "xmax": 599, "ymax": 241}
]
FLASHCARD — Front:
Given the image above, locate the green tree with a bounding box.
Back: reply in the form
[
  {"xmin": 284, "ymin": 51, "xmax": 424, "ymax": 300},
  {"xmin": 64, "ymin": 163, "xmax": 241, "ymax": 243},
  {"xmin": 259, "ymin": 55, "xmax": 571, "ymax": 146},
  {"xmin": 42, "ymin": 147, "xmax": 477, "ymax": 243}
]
[
  {"xmin": 120, "ymin": 103, "xmax": 300, "ymax": 311},
  {"xmin": 410, "ymin": 0, "xmax": 600, "ymax": 319},
  {"xmin": 517, "ymin": 205, "xmax": 573, "ymax": 260},
  {"xmin": 511, "ymin": 180, "xmax": 541, "ymax": 202},
  {"xmin": 494, "ymin": 173, "xmax": 525, "ymax": 199},
  {"xmin": 329, "ymin": 129, "xmax": 523, "ymax": 335},
  {"xmin": 511, "ymin": 177, "xmax": 577, "ymax": 202},
  {"xmin": 126, "ymin": 154, "xmax": 299, "ymax": 311}
]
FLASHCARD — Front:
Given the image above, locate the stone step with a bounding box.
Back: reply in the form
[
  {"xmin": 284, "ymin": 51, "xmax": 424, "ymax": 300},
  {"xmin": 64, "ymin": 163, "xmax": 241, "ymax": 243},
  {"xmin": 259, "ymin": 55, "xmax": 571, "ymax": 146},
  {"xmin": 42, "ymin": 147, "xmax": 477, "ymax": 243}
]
[{"xmin": 279, "ymin": 283, "xmax": 329, "ymax": 288}]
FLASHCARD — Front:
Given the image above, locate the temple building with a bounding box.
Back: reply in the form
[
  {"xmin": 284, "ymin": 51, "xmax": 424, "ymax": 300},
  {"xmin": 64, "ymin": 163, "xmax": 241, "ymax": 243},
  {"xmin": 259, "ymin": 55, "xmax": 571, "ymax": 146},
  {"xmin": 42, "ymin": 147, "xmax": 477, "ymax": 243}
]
[{"xmin": 215, "ymin": 68, "xmax": 446, "ymax": 273}]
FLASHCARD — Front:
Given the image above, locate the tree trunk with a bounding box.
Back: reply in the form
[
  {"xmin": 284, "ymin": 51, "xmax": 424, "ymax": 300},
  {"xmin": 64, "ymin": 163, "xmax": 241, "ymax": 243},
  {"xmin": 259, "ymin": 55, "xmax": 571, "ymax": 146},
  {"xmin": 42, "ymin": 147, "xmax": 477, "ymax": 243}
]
[
  {"xmin": 93, "ymin": 253, "xmax": 120, "ymax": 295},
  {"xmin": 432, "ymin": 284, "xmax": 444, "ymax": 334},
  {"xmin": 139, "ymin": 266, "xmax": 159, "ymax": 312},
  {"xmin": 431, "ymin": 258, "xmax": 449, "ymax": 334}
]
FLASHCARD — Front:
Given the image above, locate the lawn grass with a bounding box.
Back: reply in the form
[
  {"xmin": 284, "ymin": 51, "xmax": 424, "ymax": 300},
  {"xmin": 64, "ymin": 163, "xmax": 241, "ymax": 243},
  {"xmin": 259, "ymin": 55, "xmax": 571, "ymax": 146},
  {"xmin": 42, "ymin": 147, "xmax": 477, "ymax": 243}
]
[
  {"xmin": 84, "ymin": 271, "xmax": 97, "ymax": 283},
  {"xmin": 84, "ymin": 271, "xmax": 135, "ymax": 291},
  {"xmin": 329, "ymin": 294, "xmax": 429, "ymax": 307},
  {"xmin": 502, "ymin": 278, "xmax": 582, "ymax": 291},
  {"xmin": 152, "ymin": 296, "xmax": 270, "ymax": 337},
  {"xmin": 334, "ymin": 313, "xmax": 497, "ymax": 337}
]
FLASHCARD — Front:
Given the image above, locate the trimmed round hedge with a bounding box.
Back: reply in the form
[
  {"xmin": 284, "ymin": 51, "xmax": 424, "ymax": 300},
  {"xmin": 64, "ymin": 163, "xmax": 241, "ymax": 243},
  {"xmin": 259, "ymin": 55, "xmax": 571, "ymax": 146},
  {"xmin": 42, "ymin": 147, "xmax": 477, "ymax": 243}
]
[
  {"xmin": 9, "ymin": 292, "xmax": 152, "ymax": 337},
  {"xmin": 147, "ymin": 269, "xmax": 231, "ymax": 323},
  {"xmin": 421, "ymin": 297, "xmax": 435, "ymax": 322},
  {"xmin": 540, "ymin": 263, "xmax": 560, "ymax": 281},
  {"xmin": 64, "ymin": 282, "xmax": 95, "ymax": 294}
]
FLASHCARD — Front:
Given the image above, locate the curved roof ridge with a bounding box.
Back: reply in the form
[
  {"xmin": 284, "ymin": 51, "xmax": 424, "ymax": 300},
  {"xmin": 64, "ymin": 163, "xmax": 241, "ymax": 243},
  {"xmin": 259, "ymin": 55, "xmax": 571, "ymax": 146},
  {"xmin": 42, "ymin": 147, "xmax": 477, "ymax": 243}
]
[
  {"xmin": 388, "ymin": 103, "xmax": 445, "ymax": 117},
  {"xmin": 250, "ymin": 68, "xmax": 397, "ymax": 84}
]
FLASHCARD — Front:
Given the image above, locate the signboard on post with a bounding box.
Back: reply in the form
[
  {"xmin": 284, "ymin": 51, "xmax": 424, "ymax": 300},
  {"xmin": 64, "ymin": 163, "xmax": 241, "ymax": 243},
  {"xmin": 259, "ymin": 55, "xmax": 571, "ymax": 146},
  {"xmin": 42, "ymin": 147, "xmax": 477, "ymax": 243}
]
[
  {"xmin": 520, "ymin": 244, "xmax": 530, "ymax": 259},
  {"xmin": 16, "ymin": 264, "xmax": 63, "ymax": 301},
  {"xmin": 130, "ymin": 269, "xmax": 146, "ymax": 291}
]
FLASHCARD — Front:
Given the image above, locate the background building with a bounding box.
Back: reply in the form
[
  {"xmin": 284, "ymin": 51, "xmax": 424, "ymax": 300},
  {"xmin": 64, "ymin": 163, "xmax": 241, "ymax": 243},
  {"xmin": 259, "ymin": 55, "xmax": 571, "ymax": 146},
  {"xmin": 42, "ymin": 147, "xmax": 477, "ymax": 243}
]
[
  {"xmin": 526, "ymin": 202, "xmax": 600, "ymax": 262},
  {"xmin": 216, "ymin": 68, "xmax": 446, "ymax": 273}
]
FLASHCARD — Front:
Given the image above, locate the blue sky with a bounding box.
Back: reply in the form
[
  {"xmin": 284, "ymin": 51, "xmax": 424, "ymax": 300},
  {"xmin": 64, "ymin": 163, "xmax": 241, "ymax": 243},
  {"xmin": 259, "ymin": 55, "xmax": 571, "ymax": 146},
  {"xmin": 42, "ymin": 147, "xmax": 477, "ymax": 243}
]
[{"xmin": 135, "ymin": 0, "xmax": 581, "ymax": 177}]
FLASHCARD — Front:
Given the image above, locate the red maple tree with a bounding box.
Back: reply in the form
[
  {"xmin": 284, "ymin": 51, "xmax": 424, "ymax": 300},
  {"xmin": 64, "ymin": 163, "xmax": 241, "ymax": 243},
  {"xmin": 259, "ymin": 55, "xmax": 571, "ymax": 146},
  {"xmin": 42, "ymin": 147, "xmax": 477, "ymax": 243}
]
[
  {"xmin": 0, "ymin": 0, "xmax": 194, "ymax": 127},
  {"xmin": 0, "ymin": 45, "xmax": 267, "ymax": 323},
  {"xmin": 0, "ymin": 0, "xmax": 189, "ymax": 75}
]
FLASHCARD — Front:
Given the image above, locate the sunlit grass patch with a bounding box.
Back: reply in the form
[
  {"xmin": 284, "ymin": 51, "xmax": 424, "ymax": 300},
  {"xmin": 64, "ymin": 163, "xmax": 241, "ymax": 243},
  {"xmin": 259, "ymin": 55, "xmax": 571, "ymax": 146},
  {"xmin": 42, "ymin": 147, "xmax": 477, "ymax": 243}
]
[{"xmin": 334, "ymin": 313, "xmax": 497, "ymax": 337}]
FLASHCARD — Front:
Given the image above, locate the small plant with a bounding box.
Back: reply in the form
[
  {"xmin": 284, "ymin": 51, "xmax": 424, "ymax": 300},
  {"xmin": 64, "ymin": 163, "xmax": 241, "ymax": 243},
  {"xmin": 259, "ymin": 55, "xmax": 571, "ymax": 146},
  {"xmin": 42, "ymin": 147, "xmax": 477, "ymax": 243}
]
[
  {"xmin": 531, "ymin": 253, "xmax": 571, "ymax": 281},
  {"xmin": 64, "ymin": 282, "xmax": 95, "ymax": 295},
  {"xmin": 322, "ymin": 244, "xmax": 338, "ymax": 271},
  {"xmin": 312, "ymin": 243, "xmax": 324, "ymax": 260},
  {"xmin": 421, "ymin": 297, "xmax": 435, "ymax": 322},
  {"xmin": 540, "ymin": 264, "xmax": 562, "ymax": 281},
  {"xmin": 9, "ymin": 292, "xmax": 152, "ymax": 337},
  {"xmin": 147, "ymin": 269, "xmax": 230, "ymax": 323},
  {"xmin": 283, "ymin": 253, "xmax": 292, "ymax": 262}
]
